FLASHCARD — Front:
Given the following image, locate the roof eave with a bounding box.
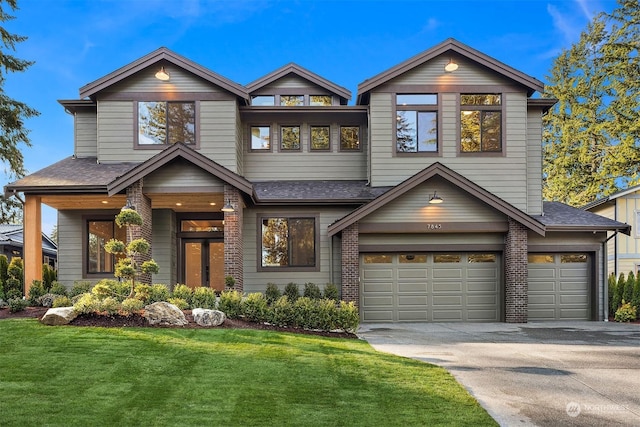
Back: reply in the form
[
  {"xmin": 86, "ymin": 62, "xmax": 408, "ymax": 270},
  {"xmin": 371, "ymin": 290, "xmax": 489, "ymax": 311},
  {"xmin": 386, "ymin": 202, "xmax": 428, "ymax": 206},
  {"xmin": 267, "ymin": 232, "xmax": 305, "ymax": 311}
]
[{"xmin": 545, "ymin": 225, "xmax": 631, "ymax": 236}]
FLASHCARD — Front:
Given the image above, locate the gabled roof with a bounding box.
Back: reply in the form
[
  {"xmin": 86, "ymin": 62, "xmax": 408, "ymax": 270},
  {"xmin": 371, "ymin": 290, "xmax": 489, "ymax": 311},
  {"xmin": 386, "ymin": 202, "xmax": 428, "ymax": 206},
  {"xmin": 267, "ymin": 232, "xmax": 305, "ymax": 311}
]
[
  {"xmin": 0, "ymin": 225, "xmax": 57, "ymax": 253},
  {"xmin": 106, "ymin": 143, "xmax": 254, "ymax": 198},
  {"xmin": 357, "ymin": 38, "xmax": 545, "ymax": 104},
  {"xmin": 253, "ymin": 181, "xmax": 391, "ymax": 204},
  {"xmin": 79, "ymin": 47, "xmax": 248, "ymax": 101},
  {"xmin": 582, "ymin": 183, "xmax": 640, "ymax": 211},
  {"xmin": 327, "ymin": 162, "xmax": 546, "ymax": 237},
  {"xmin": 246, "ymin": 63, "xmax": 351, "ymax": 103},
  {"xmin": 537, "ymin": 202, "xmax": 630, "ymax": 235}
]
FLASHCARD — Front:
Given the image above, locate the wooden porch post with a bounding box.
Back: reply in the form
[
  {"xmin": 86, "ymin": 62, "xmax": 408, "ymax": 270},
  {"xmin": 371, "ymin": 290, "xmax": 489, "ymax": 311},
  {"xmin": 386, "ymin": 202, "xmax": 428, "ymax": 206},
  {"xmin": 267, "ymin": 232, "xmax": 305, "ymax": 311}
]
[{"xmin": 24, "ymin": 195, "xmax": 43, "ymax": 297}]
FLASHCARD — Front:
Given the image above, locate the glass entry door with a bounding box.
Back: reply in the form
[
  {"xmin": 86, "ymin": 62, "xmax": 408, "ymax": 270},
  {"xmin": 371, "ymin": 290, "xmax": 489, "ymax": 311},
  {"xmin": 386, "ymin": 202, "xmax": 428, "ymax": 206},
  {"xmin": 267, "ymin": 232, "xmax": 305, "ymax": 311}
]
[{"xmin": 183, "ymin": 240, "xmax": 224, "ymax": 292}]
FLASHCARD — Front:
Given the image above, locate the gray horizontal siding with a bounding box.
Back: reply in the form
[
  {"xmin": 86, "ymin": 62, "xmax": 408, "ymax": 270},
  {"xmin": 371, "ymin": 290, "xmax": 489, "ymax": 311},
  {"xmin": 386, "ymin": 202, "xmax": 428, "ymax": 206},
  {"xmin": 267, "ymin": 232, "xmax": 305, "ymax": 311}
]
[
  {"xmin": 359, "ymin": 233, "xmax": 504, "ymax": 246},
  {"xmin": 151, "ymin": 209, "xmax": 176, "ymax": 287},
  {"xmin": 144, "ymin": 160, "xmax": 225, "ymax": 192},
  {"xmin": 75, "ymin": 110, "xmax": 97, "ymax": 158},
  {"xmin": 198, "ymin": 100, "xmax": 239, "ymax": 173},
  {"xmin": 104, "ymin": 65, "xmax": 223, "ymax": 93},
  {"xmin": 527, "ymin": 109, "xmax": 543, "ymax": 215},
  {"xmin": 57, "ymin": 210, "xmax": 84, "ymax": 286}
]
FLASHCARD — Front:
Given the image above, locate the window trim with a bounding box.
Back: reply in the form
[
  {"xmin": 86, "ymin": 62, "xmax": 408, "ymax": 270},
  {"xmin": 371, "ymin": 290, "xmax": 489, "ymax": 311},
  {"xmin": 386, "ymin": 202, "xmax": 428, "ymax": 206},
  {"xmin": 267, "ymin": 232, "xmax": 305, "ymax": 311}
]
[
  {"xmin": 134, "ymin": 100, "xmax": 200, "ymax": 150},
  {"xmin": 457, "ymin": 92, "xmax": 506, "ymax": 157},
  {"xmin": 393, "ymin": 93, "xmax": 441, "ymax": 157},
  {"xmin": 257, "ymin": 213, "xmax": 320, "ymax": 272},
  {"xmin": 249, "ymin": 124, "xmax": 273, "ymax": 152},
  {"xmin": 309, "ymin": 125, "xmax": 331, "ymax": 151},
  {"xmin": 339, "ymin": 125, "xmax": 362, "ymax": 152},
  {"xmin": 279, "ymin": 125, "xmax": 302, "ymax": 152},
  {"xmin": 83, "ymin": 213, "xmax": 123, "ymax": 279}
]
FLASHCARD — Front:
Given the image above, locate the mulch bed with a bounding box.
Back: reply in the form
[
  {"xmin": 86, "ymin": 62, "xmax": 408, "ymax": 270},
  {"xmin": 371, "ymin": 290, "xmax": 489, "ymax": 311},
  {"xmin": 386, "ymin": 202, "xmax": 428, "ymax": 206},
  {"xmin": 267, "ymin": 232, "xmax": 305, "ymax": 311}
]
[{"xmin": 0, "ymin": 306, "xmax": 357, "ymax": 339}]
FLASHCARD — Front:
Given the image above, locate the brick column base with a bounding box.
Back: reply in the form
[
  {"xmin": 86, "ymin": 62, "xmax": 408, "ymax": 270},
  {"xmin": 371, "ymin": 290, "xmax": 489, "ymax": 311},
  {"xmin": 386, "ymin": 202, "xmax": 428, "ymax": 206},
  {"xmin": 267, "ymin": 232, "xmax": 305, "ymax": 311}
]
[
  {"xmin": 505, "ymin": 218, "xmax": 528, "ymax": 323},
  {"xmin": 224, "ymin": 185, "xmax": 243, "ymax": 292},
  {"xmin": 127, "ymin": 179, "xmax": 152, "ymax": 284},
  {"xmin": 341, "ymin": 223, "xmax": 359, "ymax": 306}
]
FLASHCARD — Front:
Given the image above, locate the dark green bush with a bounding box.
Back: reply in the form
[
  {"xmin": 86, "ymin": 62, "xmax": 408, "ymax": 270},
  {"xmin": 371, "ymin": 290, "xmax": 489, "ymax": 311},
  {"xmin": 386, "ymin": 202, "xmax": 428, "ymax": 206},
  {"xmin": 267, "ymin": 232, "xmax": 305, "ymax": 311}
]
[
  {"xmin": 52, "ymin": 295, "xmax": 72, "ymax": 308},
  {"xmin": 49, "ymin": 282, "xmax": 68, "ymax": 297},
  {"xmin": 265, "ymin": 283, "xmax": 281, "ymax": 305},
  {"xmin": 323, "ymin": 283, "xmax": 339, "ymax": 301},
  {"xmin": 615, "ymin": 273, "xmax": 626, "ymax": 312},
  {"xmin": 608, "ymin": 273, "xmax": 618, "ymax": 317},
  {"xmin": 70, "ymin": 281, "xmax": 92, "ymax": 298},
  {"xmin": 192, "ymin": 287, "xmax": 217, "ymax": 309},
  {"xmin": 303, "ymin": 283, "xmax": 322, "ymax": 300},
  {"xmin": 27, "ymin": 280, "xmax": 46, "ymax": 306},
  {"xmin": 633, "ymin": 275, "xmax": 640, "ymax": 319},
  {"xmin": 293, "ymin": 297, "xmax": 315, "ymax": 329},
  {"xmin": 8, "ymin": 298, "xmax": 28, "ymax": 313},
  {"xmin": 172, "ymin": 284, "xmax": 193, "ymax": 307},
  {"xmin": 284, "ymin": 282, "xmax": 300, "ymax": 302},
  {"xmin": 0, "ymin": 254, "xmax": 8, "ymax": 287},
  {"xmin": 624, "ymin": 272, "xmax": 635, "ymax": 304},
  {"xmin": 337, "ymin": 301, "xmax": 360, "ymax": 333},
  {"xmin": 5, "ymin": 287, "xmax": 21, "ymax": 300},
  {"xmin": 149, "ymin": 284, "xmax": 170, "ymax": 304},
  {"xmin": 267, "ymin": 296, "xmax": 295, "ymax": 327},
  {"xmin": 42, "ymin": 264, "xmax": 57, "ymax": 291},
  {"xmin": 5, "ymin": 278, "xmax": 22, "ymax": 298},
  {"xmin": 218, "ymin": 290, "xmax": 242, "ymax": 318},
  {"xmin": 315, "ymin": 299, "xmax": 338, "ymax": 331},
  {"xmin": 242, "ymin": 292, "xmax": 268, "ymax": 322}
]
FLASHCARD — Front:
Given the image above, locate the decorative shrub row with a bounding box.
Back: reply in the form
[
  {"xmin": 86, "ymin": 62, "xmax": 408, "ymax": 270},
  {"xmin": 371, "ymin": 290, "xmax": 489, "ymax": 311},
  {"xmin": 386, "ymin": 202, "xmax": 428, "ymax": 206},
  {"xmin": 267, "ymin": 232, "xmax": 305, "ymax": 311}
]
[{"xmin": 608, "ymin": 272, "xmax": 640, "ymax": 321}]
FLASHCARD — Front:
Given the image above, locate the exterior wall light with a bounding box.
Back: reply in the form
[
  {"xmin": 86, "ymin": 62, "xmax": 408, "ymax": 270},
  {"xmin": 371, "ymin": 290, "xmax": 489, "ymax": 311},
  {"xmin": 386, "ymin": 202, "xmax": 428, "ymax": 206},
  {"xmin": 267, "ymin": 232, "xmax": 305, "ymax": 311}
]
[
  {"xmin": 221, "ymin": 200, "xmax": 235, "ymax": 212},
  {"xmin": 428, "ymin": 192, "xmax": 444, "ymax": 204},
  {"xmin": 155, "ymin": 66, "xmax": 170, "ymax": 81},
  {"xmin": 444, "ymin": 59, "xmax": 458, "ymax": 73},
  {"xmin": 121, "ymin": 200, "xmax": 136, "ymax": 211}
]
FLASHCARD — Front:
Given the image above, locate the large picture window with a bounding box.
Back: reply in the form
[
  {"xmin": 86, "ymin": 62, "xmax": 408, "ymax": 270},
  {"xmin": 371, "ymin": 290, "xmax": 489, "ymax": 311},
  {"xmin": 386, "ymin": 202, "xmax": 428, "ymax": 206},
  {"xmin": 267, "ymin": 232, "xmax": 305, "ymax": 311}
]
[
  {"xmin": 138, "ymin": 101, "xmax": 195, "ymax": 145},
  {"xmin": 261, "ymin": 217, "xmax": 316, "ymax": 268},
  {"xmin": 396, "ymin": 94, "xmax": 438, "ymax": 153},
  {"xmin": 460, "ymin": 94, "xmax": 502, "ymax": 153},
  {"xmin": 87, "ymin": 219, "xmax": 125, "ymax": 275}
]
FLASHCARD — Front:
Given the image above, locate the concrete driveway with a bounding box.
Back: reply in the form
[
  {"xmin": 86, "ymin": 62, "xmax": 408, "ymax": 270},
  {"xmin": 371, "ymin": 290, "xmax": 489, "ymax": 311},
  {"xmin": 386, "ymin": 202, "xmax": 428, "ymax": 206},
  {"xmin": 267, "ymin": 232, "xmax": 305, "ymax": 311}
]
[{"xmin": 358, "ymin": 322, "xmax": 640, "ymax": 426}]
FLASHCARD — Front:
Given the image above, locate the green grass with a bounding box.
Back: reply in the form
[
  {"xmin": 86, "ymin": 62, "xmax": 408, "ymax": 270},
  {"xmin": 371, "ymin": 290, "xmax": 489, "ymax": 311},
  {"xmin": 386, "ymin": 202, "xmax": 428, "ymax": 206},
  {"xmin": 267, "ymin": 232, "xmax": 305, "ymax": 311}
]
[{"xmin": 0, "ymin": 319, "xmax": 496, "ymax": 426}]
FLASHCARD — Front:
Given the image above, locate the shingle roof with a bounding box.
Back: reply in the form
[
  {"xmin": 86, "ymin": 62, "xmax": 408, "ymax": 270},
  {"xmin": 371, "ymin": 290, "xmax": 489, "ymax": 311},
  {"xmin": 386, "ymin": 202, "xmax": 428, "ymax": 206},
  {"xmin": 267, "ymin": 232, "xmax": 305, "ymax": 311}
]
[
  {"xmin": 5, "ymin": 157, "xmax": 137, "ymax": 193},
  {"xmin": 534, "ymin": 201, "xmax": 630, "ymax": 234},
  {"xmin": 253, "ymin": 181, "xmax": 392, "ymax": 203}
]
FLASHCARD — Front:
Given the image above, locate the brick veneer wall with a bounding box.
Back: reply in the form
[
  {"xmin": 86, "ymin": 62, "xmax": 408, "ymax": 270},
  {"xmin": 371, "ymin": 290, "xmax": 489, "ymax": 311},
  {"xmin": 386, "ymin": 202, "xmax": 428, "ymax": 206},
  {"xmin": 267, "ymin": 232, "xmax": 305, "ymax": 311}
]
[
  {"xmin": 341, "ymin": 222, "xmax": 359, "ymax": 306},
  {"xmin": 505, "ymin": 218, "xmax": 528, "ymax": 323},
  {"xmin": 224, "ymin": 185, "xmax": 243, "ymax": 291},
  {"xmin": 127, "ymin": 179, "xmax": 153, "ymax": 284}
]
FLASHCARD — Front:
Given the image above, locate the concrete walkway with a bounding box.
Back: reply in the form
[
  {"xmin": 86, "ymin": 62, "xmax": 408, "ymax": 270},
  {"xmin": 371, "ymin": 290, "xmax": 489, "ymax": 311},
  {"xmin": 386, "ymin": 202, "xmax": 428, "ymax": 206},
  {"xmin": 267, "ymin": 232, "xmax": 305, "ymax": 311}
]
[{"xmin": 358, "ymin": 322, "xmax": 640, "ymax": 426}]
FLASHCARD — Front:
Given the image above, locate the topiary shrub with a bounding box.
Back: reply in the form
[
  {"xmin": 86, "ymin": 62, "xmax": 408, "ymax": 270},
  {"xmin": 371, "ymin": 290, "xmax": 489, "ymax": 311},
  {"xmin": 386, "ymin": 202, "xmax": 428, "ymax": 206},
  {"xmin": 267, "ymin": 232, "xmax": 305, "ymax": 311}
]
[
  {"xmin": 52, "ymin": 295, "xmax": 72, "ymax": 308},
  {"xmin": 7, "ymin": 257, "xmax": 23, "ymax": 296},
  {"xmin": 27, "ymin": 280, "xmax": 46, "ymax": 306},
  {"xmin": 218, "ymin": 290, "xmax": 242, "ymax": 318},
  {"xmin": 120, "ymin": 298, "xmax": 144, "ymax": 316},
  {"xmin": 70, "ymin": 281, "xmax": 92, "ymax": 298},
  {"xmin": 49, "ymin": 282, "xmax": 68, "ymax": 297},
  {"xmin": 267, "ymin": 295, "xmax": 294, "ymax": 327},
  {"xmin": 172, "ymin": 284, "xmax": 193, "ymax": 307},
  {"xmin": 149, "ymin": 284, "xmax": 170, "ymax": 304},
  {"xmin": 241, "ymin": 292, "xmax": 268, "ymax": 322},
  {"xmin": 192, "ymin": 287, "xmax": 217, "ymax": 310},
  {"xmin": 8, "ymin": 298, "xmax": 28, "ymax": 313},
  {"xmin": 284, "ymin": 282, "xmax": 300, "ymax": 302},
  {"xmin": 323, "ymin": 283, "xmax": 339, "ymax": 301},
  {"xmin": 265, "ymin": 283, "xmax": 281, "ymax": 305},
  {"xmin": 615, "ymin": 300, "xmax": 637, "ymax": 322},
  {"xmin": 337, "ymin": 301, "xmax": 360, "ymax": 333},
  {"xmin": 5, "ymin": 287, "xmax": 22, "ymax": 300},
  {"xmin": 167, "ymin": 297, "xmax": 189, "ymax": 310},
  {"xmin": 303, "ymin": 283, "xmax": 322, "ymax": 300}
]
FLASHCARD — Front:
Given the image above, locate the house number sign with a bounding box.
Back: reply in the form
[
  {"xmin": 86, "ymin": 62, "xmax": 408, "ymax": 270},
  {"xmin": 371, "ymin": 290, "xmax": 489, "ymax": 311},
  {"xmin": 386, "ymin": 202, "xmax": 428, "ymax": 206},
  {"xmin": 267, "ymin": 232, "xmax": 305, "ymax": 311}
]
[{"xmin": 426, "ymin": 223, "xmax": 442, "ymax": 230}]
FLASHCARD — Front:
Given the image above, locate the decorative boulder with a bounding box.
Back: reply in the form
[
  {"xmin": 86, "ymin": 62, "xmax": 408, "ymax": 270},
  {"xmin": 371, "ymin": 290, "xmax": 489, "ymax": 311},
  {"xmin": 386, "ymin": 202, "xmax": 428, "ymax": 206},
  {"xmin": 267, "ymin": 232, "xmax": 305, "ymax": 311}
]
[
  {"xmin": 41, "ymin": 307, "xmax": 78, "ymax": 326},
  {"xmin": 192, "ymin": 308, "xmax": 226, "ymax": 327},
  {"xmin": 143, "ymin": 302, "xmax": 188, "ymax": 326}
]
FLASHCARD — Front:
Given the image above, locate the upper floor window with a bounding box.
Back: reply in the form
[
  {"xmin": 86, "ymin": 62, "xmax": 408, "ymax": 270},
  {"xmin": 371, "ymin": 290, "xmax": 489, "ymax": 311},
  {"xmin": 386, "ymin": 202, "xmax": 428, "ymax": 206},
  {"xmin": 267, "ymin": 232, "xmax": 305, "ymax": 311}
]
[
  {"xmin": 138, "ymin": 101, "xmax": 195, "ymax": 145},
  {"xmin": 261, "ymin": 216, "xmax": 317, "ymax": 269},
  {"xmin": 396, "ymin": 94, "xmax": 438, "ymax": 153},
  {"xmin": 310, "ymin": 95, "xmax": 332, "ymax": 106},
  {"xmin": 340, "ymin": 126, "xmax": 360, "ymax": 151},
  {"xmin": 460, "ymin": 94, "xmax": 502, "ymax": 153},
  {"xmin": 280, "ymin": 95, "xmax": 304, "ymax": 106},
  {"xmin": 251, "ymin": 126, "xmax": 271, "ymax": 150},
  {"xmin": 280, "ymin": 126, "xmax": 301, "ymax": 150},
  {"xmin": 251, "ymin": 95, "xmax": 275, "ymax": 106},
  {"xmin": 310, "ymin": 126, "xmax": 330, "ymax": 150}
]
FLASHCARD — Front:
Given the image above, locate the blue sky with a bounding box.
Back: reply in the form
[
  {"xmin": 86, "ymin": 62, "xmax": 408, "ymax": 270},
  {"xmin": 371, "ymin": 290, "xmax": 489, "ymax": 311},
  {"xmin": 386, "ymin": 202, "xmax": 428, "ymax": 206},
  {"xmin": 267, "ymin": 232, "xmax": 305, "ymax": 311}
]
[{"xmin": 3, "ymin": 0, "xmax": 619, "ymax": 234}]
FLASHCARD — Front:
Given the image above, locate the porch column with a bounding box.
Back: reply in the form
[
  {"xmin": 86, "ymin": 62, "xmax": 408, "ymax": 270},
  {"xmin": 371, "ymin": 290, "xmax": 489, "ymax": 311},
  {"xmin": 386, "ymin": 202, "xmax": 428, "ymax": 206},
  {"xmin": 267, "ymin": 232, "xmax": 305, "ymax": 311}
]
[
  {"xmin": 127, "ymin": 179, "xmax": 152, "ymax": 284},
  {"xmin": 340, "ymin": 222, "xmax": 359, "ymax": 306},
  {"xmin": 223, "ymin": 185, "xmax": 243, "ymax": 291},
  {"xmin": 24, "ymin": 195, "xmax": 43, "ymax": 297},
  {"xmin": 505, "ymin": 218, "xmax": 528, "ymax": 323}
]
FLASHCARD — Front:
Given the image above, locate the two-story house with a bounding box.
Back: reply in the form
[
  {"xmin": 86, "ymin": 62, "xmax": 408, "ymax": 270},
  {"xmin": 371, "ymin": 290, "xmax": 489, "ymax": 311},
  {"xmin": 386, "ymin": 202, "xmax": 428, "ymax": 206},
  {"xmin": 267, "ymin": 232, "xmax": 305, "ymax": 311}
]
[{"xmin": 7, "ymin": 39, "xmax": 629, "ymax": 322}]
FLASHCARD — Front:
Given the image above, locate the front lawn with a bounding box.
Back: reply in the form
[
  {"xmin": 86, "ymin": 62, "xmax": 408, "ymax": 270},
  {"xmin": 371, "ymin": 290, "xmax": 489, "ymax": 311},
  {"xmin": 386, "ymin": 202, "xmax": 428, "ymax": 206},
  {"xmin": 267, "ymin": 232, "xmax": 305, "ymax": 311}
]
[{"xmin": 0, "ymin": 320, "xmax": 496, "ymax": 426}]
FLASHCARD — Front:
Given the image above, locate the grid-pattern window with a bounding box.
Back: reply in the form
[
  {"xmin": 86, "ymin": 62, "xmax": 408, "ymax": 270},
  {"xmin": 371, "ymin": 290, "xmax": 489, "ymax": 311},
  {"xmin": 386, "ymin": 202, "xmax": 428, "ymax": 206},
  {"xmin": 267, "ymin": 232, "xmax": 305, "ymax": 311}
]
[
  {"xmin": 460, "ymin": 94, "xmax": 502, "ymax": 153},
  {"xmin": 138, "ymin": 101, "xmax": 195, "ymax": 145}
]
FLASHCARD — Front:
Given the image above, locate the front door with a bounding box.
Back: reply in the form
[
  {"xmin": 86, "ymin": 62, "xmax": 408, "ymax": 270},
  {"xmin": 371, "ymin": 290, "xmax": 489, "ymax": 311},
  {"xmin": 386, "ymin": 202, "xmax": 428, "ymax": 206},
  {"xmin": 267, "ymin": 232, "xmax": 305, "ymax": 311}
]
[{"xmin": 183, "ymin": 239, "xmax": 224, "ymax": 291}]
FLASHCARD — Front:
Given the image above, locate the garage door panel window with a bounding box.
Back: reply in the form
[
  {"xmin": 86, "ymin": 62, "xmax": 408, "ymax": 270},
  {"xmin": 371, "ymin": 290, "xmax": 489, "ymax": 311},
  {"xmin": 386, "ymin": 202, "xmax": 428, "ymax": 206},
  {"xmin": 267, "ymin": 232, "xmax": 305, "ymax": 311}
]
[
  {"xmin": 468, "ymin": 254, "xmax": 496, "ymax": 263},
  {"xmin": 400, "ymin": 254, "xmax": 427, "ymax": 263},
  {"xmin": 528, "ymin": 254, "xmax": 554, "ymax": 263},
  {"xmin": 364, "ymin": 254, "xmax": 393, "ymax": 263},
  {"xmin": 261, "ymin": 217, "xmax": 316, "ymax": 269},
  {"xmin": 561, "ymin": 254, "xmax": 588, "ymax": 263},
  {"xmin": 434, "ymin": 254, "xmax": 461, "ymax": 263}
]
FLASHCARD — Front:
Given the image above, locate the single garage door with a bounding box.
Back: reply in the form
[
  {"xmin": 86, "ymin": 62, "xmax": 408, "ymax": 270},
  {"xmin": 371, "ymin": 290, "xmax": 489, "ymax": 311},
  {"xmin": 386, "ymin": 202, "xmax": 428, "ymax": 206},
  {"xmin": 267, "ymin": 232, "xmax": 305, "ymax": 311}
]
[
  {"xmin": 361, "ymin": 253, "xmax": 500, "ymax": 322},
  {"xmin": 528, "ymin": 253, "xmax": 590, "ymax": 320}
]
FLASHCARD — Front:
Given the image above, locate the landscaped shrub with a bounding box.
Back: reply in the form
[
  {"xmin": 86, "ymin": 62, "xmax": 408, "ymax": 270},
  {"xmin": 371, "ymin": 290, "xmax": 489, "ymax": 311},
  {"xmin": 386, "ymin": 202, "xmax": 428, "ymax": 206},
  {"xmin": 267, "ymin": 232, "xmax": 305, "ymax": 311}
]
[
  {"xmin": 49, "ymin": 282, "xmax": 68, "ymax": 297},
  {"xmin": 265, "ymin": 283, "xmax": 281, "ymax": 305},
  {"xmin": 0, "ymin": 254, "xmax": 9, "ymax": 289},
  {"xmin": 42, "ymin": 264, "xmax": 57, "ymax": 291},
  {"xmin": 52, "ymin": 295, "xmax": 72, "ymax": 308},
  {"xmin": 323, "ymin": 283, "xmax": 339, "ymax": 301},
  {"xmin": 134, "ymin": 284, "xmax": 152, "ymax": 303},
  {"xmin": 92, "ymin": 279, "xmax": 129, "ymax": 301},
  {"xmin": 315, "ymin": 298, "xmax": 338, "ymax": 331},
  {"xmin": 7, "ymin": 258, "xmax": 23, "ymax": 296},
  {"xmin": 633, "ymin": 275, "xmax": 640, "ymax": 319},
  {"xmin": 192, "ymin": 287, "xmax": 217, "ymax": 309},
  {"xmin": 293, "ymin": 297, "xmax": 315, "ymax": 329},
  {"xmin": 218, "ymin": 290, "xmax": 242, "ymax": 318},
  {"xmin": 167, "ymin": 297, "xmax": 189, "ymax": 310},
  {"xmin": 241, "ymin": 292, "xmax": 268, "ymax": 322},
  {"xmin": 27, "ymin": 280, "xmax": 46, "ymax": 306},
  {"xmin": 70, "ymin": 281, "xmax": 92, "ymax": 298},
  {"xmin": 284, "ymin": 282, "xmax": 300, "ymax": 302},
  {"xmin": 73, "ymin": 293, "xmax": 101, "ymax": 314},
  {"xmin": 337, "ymin": 301, "xmax": 359, "ymax": 333},
  {"xmin": 615, "ymin": 273, "xmax": 626, "ymax": 312},
  {"xmin": 267, "ymin": 295, "xmax": 294, "ymax": 327},
  {"xmin": 5, "ymin": 288, "xmax": 21, "ymax": 300},
  {"xmin": 99, "ymin": 297, "xmax": 121, "ymax": 315},
  {"xmin": 120, "ymin": 298, "xmax": 144, "ymax": 315},
  {"xmin": 172, "ymin": 284, "xmax": 193, "ymax": 307},
  {"xmin": 615, "ymin": 300, "xmax": 637, "ymax": 322},
  {"xmin": 149, "ymin": 284, "xmax": 170, "ymax": 304},
  {"xmin": 624, "ymin": 271, "xmax": 635, "ymax": 305},
  {"xmin": 608, "ymin": 273, "xmax": 618, "ymax": 317},
  {"xmin": 303, "ymin": 283, "xmax": 322, "ymax": 300},
  {"xmin": 8, "ymin": 298, "xmax": 28, "ymax": 313}
]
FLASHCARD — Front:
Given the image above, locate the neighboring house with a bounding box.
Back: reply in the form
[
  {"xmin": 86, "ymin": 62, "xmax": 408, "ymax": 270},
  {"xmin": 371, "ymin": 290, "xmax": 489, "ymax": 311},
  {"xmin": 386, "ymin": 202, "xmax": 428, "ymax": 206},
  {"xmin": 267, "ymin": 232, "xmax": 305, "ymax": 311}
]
[
  {"xmin": 0, "ymin": 224, "xmax": 57, "ymax": 268},
  {"xmin": 584, "ymin": 185, "xmax": 639, "ymax": 277},
  {"xmin": 6, "ymin": 39, "xmax": 629, "ymax": 323}
]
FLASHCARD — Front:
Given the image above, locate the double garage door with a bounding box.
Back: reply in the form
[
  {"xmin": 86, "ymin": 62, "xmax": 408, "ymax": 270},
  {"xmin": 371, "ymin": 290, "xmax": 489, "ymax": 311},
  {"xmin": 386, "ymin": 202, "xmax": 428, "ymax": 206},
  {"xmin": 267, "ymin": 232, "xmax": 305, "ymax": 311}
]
[
  {"xmin": 361, "ymin": 253, "xmax": 501, "ymax": 322},
  {"xmin": 361, "ymin": 252, "xmax": 591, "ymax": 322}
]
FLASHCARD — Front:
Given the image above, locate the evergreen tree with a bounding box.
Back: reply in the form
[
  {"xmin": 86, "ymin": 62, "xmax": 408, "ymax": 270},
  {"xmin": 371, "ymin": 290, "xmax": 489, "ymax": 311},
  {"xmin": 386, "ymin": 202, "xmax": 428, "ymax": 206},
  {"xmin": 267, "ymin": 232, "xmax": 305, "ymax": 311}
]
[
  {"xmin": 614, "ymin": 272, "xmax": 626, "ymax": 310},
  {"xmin": 624, "ymin": 270, "xmax": 635, "ymax": 303}
]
